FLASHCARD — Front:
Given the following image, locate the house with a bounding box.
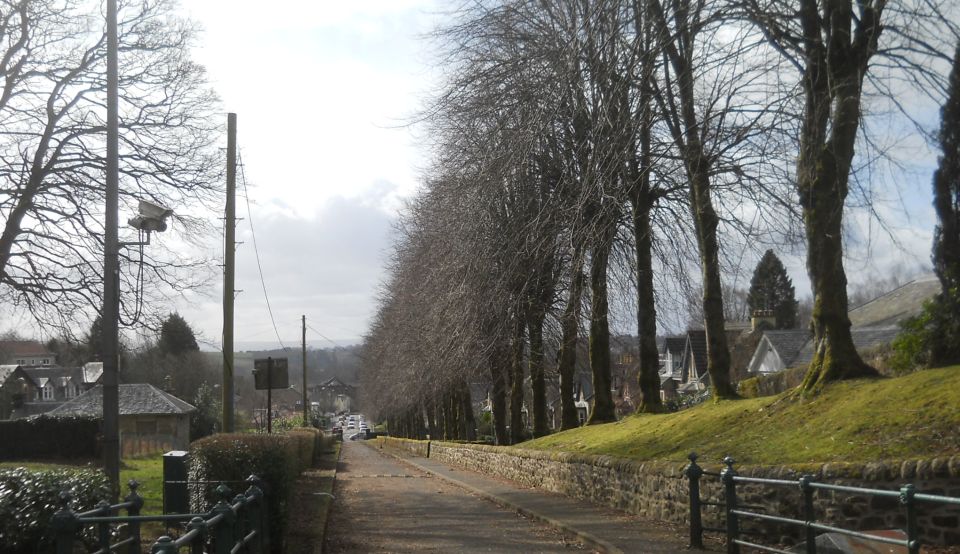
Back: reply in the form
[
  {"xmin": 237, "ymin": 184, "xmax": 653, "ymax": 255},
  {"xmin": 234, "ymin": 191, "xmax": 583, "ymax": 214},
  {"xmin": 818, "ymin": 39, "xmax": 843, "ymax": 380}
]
[
  {"xmin": 659, "ymin": 337, "xmax": 686, "ymax": 401},
  {"xmin": 0, "ymin": 340, "xmax": 55, "ymax": 367},
  {"xmin": 48, "ymin": 383, "xmax": 195, "ymax": 455},
  {"xmin": 309, "ymin": 377, "xmax": 355, "ymax": 414},
  {"xmin": 0, "ymin": 363, "xmax": 103, "ymax": 419},
  {"xmin": 745, "ymin": 330, "xmax": 812, "ymax": 375},
  {"xmin": 677, "ymin": 330, "xmax": 710, "ymax": 394}
]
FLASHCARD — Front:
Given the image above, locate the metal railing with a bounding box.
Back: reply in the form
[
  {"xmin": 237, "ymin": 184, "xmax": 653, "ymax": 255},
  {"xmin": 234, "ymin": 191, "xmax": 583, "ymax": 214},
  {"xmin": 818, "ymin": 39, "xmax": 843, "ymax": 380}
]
[
  {"xmin": 685, "ymin": 453, "xmax": 960, "ymax": 554},
  {"xmin": 50, "ymin": 475, "xmax": 269, "ymax": 554}
]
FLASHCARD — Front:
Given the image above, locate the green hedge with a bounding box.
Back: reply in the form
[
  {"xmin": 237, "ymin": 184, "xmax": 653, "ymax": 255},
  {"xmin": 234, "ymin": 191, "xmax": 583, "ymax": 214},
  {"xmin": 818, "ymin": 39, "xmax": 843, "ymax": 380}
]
[
  {"xmin": 0, "ymin": 416, "xmax": 100, "ymax": 461},
  {"xmin": 0, "ymin": 467, "xmax": 109, "ymax": 554},
  {"xmin": 286, "ymin": 428, "xmax": 320, "ymax": 470},
  {"xmin": 190, "ymin": 432, "xmax": 310, "ymax": 553}
]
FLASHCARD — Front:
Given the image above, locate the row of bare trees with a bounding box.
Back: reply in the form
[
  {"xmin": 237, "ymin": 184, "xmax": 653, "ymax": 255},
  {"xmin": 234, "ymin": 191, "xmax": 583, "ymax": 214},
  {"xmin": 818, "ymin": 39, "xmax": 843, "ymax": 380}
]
[{"xmin": 361, "ymin": 0, "xmax": 957, "ymax": 444}]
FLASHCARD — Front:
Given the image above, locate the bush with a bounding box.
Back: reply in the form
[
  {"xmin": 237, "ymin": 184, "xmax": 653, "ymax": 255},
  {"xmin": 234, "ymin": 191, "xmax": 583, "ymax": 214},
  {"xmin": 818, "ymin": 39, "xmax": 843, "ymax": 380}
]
[
  {"xmin": 0, "ymin": 416, "xmax": 100, "ymax": 461},
  {"xmin": 891, "ymin": 292, "xmax": 960, "ymax": 373},
  {"xmin": 285, "ymin": 427, "xmax": 320, "ymax": 471},
  {"xmin": 0, "ymin": 467, "xmax": 109, "ymax": 554},
  {"xmin": 189, "ymin": 433, "xmax": 301, "ymax": 553}
]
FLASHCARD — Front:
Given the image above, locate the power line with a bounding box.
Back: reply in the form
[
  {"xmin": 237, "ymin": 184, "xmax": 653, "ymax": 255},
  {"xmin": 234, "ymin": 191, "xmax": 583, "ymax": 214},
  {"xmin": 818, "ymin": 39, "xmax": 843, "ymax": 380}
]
[
  {"xmin": 305, "ymin": 323, "xmax": 342, "ymax": 349},
  {"xmin": 237, "ymin": 150, "xmax": 286, "ymax": 350}
]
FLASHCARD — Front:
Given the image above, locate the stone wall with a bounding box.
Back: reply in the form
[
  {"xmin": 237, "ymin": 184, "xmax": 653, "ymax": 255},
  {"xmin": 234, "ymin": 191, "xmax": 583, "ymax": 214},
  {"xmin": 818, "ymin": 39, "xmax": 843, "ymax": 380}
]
[{"xmin": 382, "ymin": 439, "xmax": 960, "ymax": 546}]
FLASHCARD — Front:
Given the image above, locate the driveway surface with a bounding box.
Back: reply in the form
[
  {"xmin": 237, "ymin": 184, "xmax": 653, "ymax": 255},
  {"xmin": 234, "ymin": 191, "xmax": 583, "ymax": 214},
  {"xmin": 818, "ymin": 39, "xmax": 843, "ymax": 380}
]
[{"xmin": 324, "ymin": 441, "xmax": 588, "ymax": 552}]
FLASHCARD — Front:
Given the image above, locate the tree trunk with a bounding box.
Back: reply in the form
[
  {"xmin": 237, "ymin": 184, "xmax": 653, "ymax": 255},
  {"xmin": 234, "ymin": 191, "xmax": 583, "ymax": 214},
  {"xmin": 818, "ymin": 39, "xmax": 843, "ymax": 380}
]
[
  {"xmin": 489, "ymin": 342, "xmax": 509, "ymax": 445},
  {"xmin": 558, "ymin": 262, "xmax": 584, "ymax": 430},
  {"xmin": 797, "ymin": 1, "xmax": 880, "ymax": 393},
  {"xmin": 527, "ymin": 308, "xmax": 549, "ymax": 437},
  {"xmin": 460, "ymin": 380, "xmax": 476, "ymax": 441},
  {"xmin": 588, "ymin": 223, "xmax": 617, "ymax": 424},
  {"xmin": 633, "ymin": 199, "xmax": 664, "ymax": 412},
  {"xmin": 509, "ymin": 315, "xmax": 527, "ymax": 443}
]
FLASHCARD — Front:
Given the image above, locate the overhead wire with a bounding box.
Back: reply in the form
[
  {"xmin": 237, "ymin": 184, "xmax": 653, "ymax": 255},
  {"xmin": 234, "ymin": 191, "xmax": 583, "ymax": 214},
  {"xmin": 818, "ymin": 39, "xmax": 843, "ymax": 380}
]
[{"xmin": 237, "ymin": 149, "xmax": 287, "ymax": 350}]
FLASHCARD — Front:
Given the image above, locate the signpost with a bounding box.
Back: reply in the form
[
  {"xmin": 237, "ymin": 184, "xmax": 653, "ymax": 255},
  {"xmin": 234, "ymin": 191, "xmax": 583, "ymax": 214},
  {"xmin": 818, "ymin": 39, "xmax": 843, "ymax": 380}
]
[{"xmin": 253, "ymin": 357, "xmax": 288, "ymax": 433}]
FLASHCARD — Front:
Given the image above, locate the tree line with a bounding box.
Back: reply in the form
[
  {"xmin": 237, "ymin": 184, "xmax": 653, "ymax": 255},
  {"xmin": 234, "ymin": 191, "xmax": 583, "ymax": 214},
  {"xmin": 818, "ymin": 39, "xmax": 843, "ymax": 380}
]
[{"xmin": 361, "ymin": 0, "xmax": 960, "ymax": 445}]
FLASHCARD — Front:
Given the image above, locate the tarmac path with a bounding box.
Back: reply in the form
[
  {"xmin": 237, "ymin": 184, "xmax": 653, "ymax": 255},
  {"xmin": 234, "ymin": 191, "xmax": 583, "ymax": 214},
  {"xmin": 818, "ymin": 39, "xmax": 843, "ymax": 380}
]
[{"xmin": 324, "ymin": 440, "xmax": 589, "ymax": 553}]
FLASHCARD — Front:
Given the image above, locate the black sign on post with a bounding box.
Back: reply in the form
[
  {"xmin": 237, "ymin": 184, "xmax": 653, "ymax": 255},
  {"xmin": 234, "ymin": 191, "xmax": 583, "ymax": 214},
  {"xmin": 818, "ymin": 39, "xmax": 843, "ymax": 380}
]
[{"xmin": 253, "ymin": 357, "xmax": 289, "ymax": 433}]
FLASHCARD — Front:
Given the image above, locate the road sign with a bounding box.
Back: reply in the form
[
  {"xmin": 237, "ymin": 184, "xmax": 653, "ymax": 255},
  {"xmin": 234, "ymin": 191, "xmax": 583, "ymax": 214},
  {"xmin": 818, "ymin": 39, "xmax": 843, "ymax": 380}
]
[{"xmin": 253, "ymin": 357, "xmax": 289, "ymax": 390}]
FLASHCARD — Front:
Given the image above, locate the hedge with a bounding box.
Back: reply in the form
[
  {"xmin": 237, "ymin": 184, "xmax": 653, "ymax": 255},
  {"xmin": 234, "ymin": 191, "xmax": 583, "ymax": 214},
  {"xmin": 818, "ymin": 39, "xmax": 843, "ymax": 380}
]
[
  {"xmin": 190, "ymin": 431, "xmax": 318, "ymax": 554},
  {"xmin": 0, "ymin": 416, "xmax": 100, "ymax": 461},
  {"xmin": 0, "ymin": 467, "xmax": 109, "ymax": 554}
]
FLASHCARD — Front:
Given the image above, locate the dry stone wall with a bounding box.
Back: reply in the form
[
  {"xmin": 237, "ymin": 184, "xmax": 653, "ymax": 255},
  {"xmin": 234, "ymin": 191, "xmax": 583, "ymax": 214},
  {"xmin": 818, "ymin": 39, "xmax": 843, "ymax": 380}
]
[{"xmin": 380, "ymin": 438, "xmax": 960, "ymax": 546}]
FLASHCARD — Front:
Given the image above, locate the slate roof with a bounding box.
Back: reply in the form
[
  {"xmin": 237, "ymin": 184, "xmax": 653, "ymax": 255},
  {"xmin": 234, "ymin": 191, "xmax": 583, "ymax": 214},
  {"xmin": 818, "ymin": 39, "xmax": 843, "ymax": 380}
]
[
  {"xmin": 662, "ymin": 337, "xmax": 686, "ymax": 358},
  {"xmin": 48, "ymin": 384, "xmax": 195, "ymax": 417},
  {"xmin": 18, "ymin": 366, "xmax": 99, "ymax": 388},
  {"xmin": 849, "ymin": 276, "xmax": 940, "ymax": 328},
  {"xmin": 763, "ymin": 330, "xmax": 812, "ymax": 368},
  {"xmin": 0, "ymin": 340, "xmax": 53, "ymax": 357},
  {"xmin": 683, "ymin": 330, "xmax": 708, "ymax": 381},
  {"xmin": 0, "ymin": 364, "xmax": 18, "ymax": 383},
  {"xmin": 792, "ymin": 327, "xmax": 901, "ymax": 368}
]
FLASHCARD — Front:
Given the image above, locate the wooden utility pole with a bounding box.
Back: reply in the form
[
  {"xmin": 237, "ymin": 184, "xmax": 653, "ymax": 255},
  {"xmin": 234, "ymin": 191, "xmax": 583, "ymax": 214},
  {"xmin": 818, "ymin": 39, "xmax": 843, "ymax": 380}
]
[
  {"xmin": 302, "ymin": 315, "xmax": 308, "ymax": 424},
  {"xmin": 102, "ymin": 0, "xmax": 121, "ymax": 500},
  {"xmin": 223, "ymin": 113, "xmax": 237, "ymax": 432}
]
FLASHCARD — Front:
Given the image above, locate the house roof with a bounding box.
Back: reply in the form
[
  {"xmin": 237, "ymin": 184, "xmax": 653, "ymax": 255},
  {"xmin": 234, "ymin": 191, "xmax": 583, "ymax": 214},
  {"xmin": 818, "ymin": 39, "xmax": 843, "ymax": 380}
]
[
  {"xmin": 662, "ymin": 337, "xmax": 686, "ymax": 358},
  {"xmin": 83, "ymin": 362, "xmax": 103, "ymax": 384},
  {"xmin": 0, "ymin": 340, "xmax": 53, "ymax": 358},
  {"xmin": 0, "ymin": 364, "xmax": 18, "ymax": 383},
  {"xmin": 17, "ymin": 366, "xmax": 101, "ymax": 389},
  {"xmin": 792, "ymin": 327, "xmax": 901, "ymax": 368},
  {"xmin": 762, "ymin": 330, "xmax": 812, "ymax": 368},
  {"xmin": 683, "ymin": 330, "xmax": 708, "ymax": 380},
  {"xmin": 48, "ymin": 384, "xmax": 195, "ymax": 417},
  {"xmin": 848, "ymin": 275, "xmax": 940, "ymax": 328}
]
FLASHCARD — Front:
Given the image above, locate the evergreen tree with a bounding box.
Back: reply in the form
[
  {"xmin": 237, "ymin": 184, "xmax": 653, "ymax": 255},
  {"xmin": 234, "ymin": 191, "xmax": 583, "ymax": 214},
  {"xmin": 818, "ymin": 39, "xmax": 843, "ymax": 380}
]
[
  {"xmin": 747, "ymin": 250, "xmax": 798, "ymax": 330},
  {"xmin": 159, "ymin": 313, "xmax": 200, "ymax": 356},
  {"xmin": 929, "ymin": 45, "xmax": 960, "ymax": 366}
]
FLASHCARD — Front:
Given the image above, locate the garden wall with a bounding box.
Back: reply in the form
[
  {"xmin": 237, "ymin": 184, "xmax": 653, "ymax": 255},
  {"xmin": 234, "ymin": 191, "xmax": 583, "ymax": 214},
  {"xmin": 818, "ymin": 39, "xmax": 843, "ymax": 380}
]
[{"xmin": 380, "ymin": 438, "xmax": 960, "ymax": 546}]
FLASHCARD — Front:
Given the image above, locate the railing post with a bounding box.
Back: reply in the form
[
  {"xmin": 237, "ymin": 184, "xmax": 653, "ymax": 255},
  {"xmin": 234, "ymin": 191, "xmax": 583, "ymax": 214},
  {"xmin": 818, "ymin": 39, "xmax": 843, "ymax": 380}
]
[
  {"xmin": 151, "ymin": 535, "xmax": 178, "ymax": 554},
  {"xmin": 721, "ymin": 456, "xmax": 740, "ymax": 554},
  {"xmin": 211, "ymin": 484, "xmax": 236, "ymax": 554},
  {"xmin": 685, "ymin": 452, "xmax": 704, "ymax": 549},
  {"xmin": 125, "ymin": 480, "xmax": 144, "ymax": 554},
  {"xmin": 51, "ymin": 491, "xmax": 79, "ymax": 554},
  {"xmin": 187, "ymin": 516, "xmax": 207, "ymax": 554},
  {"xmin": 95, "ymin": 499, "xmax": 112, "ymax": 551},
  {"xmin": 247, "ymin": 474, "xmax": 269, "ymax": 551},
  {"xmin": 799, "ymin": 475, "xmax": 816, "ymax": 554},
  {"xmin": 245, "ymin": 475, "xmax": 265, "ymax": 554},
  {"xmin": 232, "ymin": 493, "xmax": 247, "ymax": 547},
  {"xmin": 900, "ymin": 484, "xmax": 920, "ymax": 554}
]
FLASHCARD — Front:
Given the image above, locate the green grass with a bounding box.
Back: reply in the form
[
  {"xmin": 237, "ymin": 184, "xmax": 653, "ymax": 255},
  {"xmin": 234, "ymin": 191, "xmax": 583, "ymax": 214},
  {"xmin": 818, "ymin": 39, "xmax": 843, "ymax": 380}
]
[{"xmin": 520, "ymin": 366, "xmax": 960, "ymax": 466}]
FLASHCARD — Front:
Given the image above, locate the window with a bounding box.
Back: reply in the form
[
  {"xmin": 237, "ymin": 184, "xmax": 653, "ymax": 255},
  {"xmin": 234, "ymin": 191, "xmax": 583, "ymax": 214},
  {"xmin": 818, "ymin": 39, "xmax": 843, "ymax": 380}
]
[
  {"xmin": 41, "ymin": 358, "xmax": 50, "ymax": 366},
  {"xmin": 42, "ymin": 385, "xmax": 54, "ymax": 400},
  {"xmin": 15, "ymin": 359, "xmax": 25, "ymax": 365}
]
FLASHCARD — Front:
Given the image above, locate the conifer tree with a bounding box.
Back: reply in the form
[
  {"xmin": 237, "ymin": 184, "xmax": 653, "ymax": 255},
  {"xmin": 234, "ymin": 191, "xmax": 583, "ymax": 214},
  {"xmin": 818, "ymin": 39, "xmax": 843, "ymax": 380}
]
[
  {"xmin": 159, "ymin": 313, "xmax": 200, "ymax": 357},
  {"xmin": 930, "ymin": 45, "xmax": 960, "ymax": 366},
  {"xmin": 747, "ymin": 250, "xmax": 798, "ymax": 330}
]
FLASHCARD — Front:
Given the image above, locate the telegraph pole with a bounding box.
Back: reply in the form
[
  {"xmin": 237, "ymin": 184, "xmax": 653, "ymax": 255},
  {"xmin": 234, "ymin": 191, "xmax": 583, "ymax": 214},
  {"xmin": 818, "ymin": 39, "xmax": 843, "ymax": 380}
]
[
  {"xmin": 302, "ymin": 315, "xmax": 308, "ymax": 424},
  {"xmin": 102, "ymin": 0, "xmax": 121, "ymax": 500},
  {"xmin": 223, "ymin": 113, "xmax": 237, "ymax": 432}
]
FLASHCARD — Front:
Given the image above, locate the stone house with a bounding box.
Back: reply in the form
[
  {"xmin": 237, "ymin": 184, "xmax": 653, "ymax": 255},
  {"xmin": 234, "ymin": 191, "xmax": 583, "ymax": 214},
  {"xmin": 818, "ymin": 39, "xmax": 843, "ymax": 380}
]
[
  {"xmin": 48, "ymin": 383, "xmax": 195, "ymax": 455},
  {"xmin": 0, "ymin": 340, "xmax": 56, "ymax": 367},
  {"xmin": 0, "ymin": 363, "xmax": 103, "ymax": 419},
  {"xmin": 309, "ymin": 377, "xmax": 355, "ymax": 414}
]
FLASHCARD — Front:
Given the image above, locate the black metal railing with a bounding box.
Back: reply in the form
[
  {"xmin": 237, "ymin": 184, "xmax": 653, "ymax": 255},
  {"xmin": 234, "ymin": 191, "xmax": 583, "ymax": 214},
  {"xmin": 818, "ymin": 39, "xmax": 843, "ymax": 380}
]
[
  {"xmin": 50, "ymin": 475, "xmax": 269, "ymax": 554},
  {"xmin": 685, "ymin": 453, "xmax": 960, "ymax": 553}
]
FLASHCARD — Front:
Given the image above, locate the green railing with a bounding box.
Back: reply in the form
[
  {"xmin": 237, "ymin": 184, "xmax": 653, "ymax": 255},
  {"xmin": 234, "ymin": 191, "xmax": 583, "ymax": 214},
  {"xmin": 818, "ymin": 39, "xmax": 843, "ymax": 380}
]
[
  {"xmin": 685, "ymin": 453, "xmax": 960, "ymax": 553},
  {"xmin": 50, "ymin": 475, "xmax": 268, "ymax": 554}
]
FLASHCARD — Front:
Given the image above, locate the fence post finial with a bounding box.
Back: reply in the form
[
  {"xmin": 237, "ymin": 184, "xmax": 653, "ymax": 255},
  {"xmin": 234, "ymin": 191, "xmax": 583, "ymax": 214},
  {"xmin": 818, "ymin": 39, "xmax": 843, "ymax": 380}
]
[{"xmin": 51, "ymin": 491, "xmax": 78, "ymax": 554}]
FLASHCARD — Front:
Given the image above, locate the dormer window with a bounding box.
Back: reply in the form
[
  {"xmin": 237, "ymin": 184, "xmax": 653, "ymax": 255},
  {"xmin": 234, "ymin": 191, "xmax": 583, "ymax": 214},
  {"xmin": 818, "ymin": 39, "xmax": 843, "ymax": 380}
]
[{"xmin": 42, "ymin": 384, "xmax": 54, "ymax": 400}]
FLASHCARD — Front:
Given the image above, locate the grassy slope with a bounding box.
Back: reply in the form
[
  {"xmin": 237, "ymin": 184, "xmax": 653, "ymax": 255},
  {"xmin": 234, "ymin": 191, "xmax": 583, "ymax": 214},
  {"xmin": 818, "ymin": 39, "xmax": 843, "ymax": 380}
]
[{"xmin": 520, "ymin": 366, "xmax": 960, "ymax": 466}]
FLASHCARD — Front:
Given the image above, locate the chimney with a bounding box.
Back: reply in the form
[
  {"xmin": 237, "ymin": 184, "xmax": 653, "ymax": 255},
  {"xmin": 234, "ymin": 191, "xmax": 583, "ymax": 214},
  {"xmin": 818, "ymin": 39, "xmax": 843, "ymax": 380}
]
[{"xmin": 751, "ymin": 309, "xmax": 776, "ymax": 331}]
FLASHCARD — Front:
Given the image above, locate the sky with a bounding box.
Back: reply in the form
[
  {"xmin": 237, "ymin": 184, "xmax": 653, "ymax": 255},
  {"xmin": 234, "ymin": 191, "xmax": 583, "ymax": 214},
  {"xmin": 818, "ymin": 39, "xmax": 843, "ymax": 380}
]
[{"xmin": 170, "ymin": 1, "xmax": 448, "ymax": 350}]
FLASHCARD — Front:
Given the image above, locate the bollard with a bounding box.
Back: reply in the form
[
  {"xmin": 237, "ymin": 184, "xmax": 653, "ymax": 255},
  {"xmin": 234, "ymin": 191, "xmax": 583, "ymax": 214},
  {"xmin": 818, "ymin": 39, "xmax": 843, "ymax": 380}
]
[
  {"xmin": 721, "ymin": 456, "xmax": 740, "ymax": 554},
  {"xmin": 685, "ymin": 452, "xmax": 704, "ymax": 549},
  {"xmin": 799, "ymin": 475, "xmax": 816, "ymax": 554},
  {"xmin": 900, "ymin": 484, "xmax": 920, "ymax": 554}
]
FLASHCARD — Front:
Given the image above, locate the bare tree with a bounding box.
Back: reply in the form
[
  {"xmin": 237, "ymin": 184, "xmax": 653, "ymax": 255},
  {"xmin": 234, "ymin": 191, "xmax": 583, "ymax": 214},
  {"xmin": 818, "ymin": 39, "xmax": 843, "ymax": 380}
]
[{"xmin": 0, "ymin": 0, "xmax": 221, "ymax": 332}]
